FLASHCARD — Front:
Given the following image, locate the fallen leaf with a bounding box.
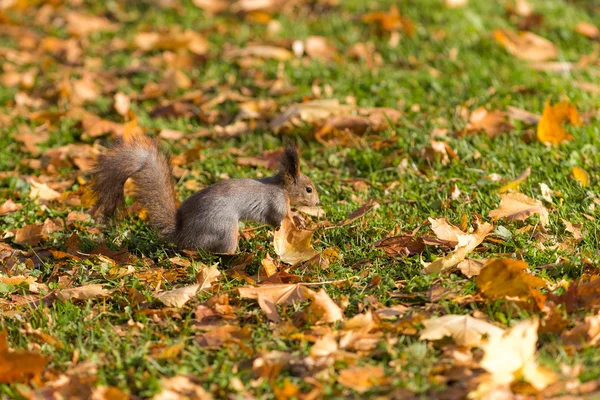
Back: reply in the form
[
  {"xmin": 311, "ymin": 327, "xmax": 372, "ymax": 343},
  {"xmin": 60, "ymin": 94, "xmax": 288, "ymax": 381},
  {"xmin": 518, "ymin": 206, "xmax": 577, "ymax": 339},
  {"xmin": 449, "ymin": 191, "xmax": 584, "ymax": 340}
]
[
  {"xmin": 338, "ymin": 198, "xmax": 380, "ymax": 226},
  {"xmin": 374, "ymin": 234, "xmax": 425, "ymax": 257},
  {"xmin": 337, "ymin": 365, "xmax": 389, "ymax": 393},
  {"xmin": 14, "ymin": 224, "xmax": 43, "ymax": 246},
  {"xmin": 153, "ymin": 375, "xmax": 212, "ymax": 400},
  {"xmin": 419, "ymin": 314, "xmax": 504, "ymax": 347},
  {"xmin": 273, "ymin": 214, "xmax": 319, "ymax": 265},
  {"xmin": 57, "ymin": 284, "xmax": 112, "ymax": 302},
  {"xmin": 261, "ymin": 254, "xmax": 278, "ymax": 278},
  {"xmin": 563, "ymin": 219, "xmax": 583, "ymax": 241},
  {"xmin": 473, "ymin": 319, "xmax": 556, "ymax": 397},
  {"xmin": 475, "ymin": 259, "xmax": 547, "ymax": 300},
  {"xmin": 572, "ymin": 166, "xmax": 589, "ymax": 187},
  {"xmin": 225, "ymin": 45, "xmax": 292, "ymax": 60},
  {"xmin": 135, "ymin": 29, "xmax": 209, "ymax": 55},
  {"xmin": 29, "ymin": 180, "xmax": 60, "ymax": 202},
  {"xmin": 424, "ymin": 223, "xmax": 493, "ymax": 274},
  {"xmin": 428, "ymin": 217, "xmax": 466, "ymax": 247},
  {"xmin": 306, "ymin": 288, "xmax": 344, "ymax": 323},
  {"xmin": 493, "ymin": 29, "xmax": 557, "ymax": 62},
  {"xmin": 561, "ymin": 311, "xmax": 600, "ymax": 349},
  {"xmin": 457, "ymin": 258, "xmax": 489, "ymax": 278},
  {"xmin": 536, "ymin": 100, "xmax": 581, "ymax": 146},
  {"xmin": 498, "ymin": 167, "xmax": 531, "ymax": 193},
  {"xmin": 506, "ymin": 105, "xmax": 540, "ymax": 124},
  {"xmin": 0, "ymin": 331, "xmax": 49, "ymax": 384},
  {"xmin": 197, "ymin": 263, "xmax": 221, "ymax": 291},
  {"xmin": 575, "ymin": 22, "xmax": 599, "ymax": 39},
  {"xmin": 66, "ymin": 11, "xmax": 118, "ymax": 36},
  {"xmin": 361, "ymin": 6, "xmax": 414, "ymax": 36},
  {"xmin": 238, "ymin": 284, "xmax": 308, "ymax": 306},
  {"xmin": 114, "ymin": 92, "xmax": 131, "ymax": 117},
  {"xmin": 465, "ymin": 107, "xmax": 513, "ymax": 138},
  {"xmin": 156, "ymin": 284, "xmax": 199, "ymax": 308},
  {"xmin": 489, "ymin": 192, "xmax": 549, "ymax": 226}
]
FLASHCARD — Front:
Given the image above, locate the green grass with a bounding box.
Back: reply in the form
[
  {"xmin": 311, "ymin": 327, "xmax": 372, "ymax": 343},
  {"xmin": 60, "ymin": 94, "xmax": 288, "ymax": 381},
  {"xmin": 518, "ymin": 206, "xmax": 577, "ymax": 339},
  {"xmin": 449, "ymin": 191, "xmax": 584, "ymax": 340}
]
[{"xmin": 1, "ymin": 0, "xmax": 600, "ymax": 398}]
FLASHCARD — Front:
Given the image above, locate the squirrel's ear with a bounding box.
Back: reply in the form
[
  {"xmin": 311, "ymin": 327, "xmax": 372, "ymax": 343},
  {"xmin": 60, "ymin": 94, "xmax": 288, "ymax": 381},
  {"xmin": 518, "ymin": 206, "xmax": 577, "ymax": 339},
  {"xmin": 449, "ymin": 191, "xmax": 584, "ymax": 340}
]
[{"xmin": 280, "ymin": 145, "xmax": 300, "ymax": 184}]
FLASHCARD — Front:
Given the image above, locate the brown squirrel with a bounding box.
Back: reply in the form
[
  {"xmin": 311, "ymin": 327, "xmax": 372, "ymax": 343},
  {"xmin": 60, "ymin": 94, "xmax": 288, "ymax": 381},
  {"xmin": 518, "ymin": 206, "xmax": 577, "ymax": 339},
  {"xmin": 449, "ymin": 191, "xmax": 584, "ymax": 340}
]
[{"xmin": 90, "ymin": 136, "xmax": 320, "ymax": 254}]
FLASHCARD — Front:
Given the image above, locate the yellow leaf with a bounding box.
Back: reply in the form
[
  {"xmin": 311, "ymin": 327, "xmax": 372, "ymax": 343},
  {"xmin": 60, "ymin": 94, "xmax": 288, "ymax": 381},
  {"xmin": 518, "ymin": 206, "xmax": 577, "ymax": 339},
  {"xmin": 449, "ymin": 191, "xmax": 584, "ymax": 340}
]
[
  {"xmin": 493, "ymin": 29, "xmax": 557, "ymax": 62},
  {"xmin": 572, "ymin": 166, "xmax": 589, "ymax": 187},
  {"xmin": 272, "ymin": 214, "xmax": 319, "ymax": 265},
  {"xmin": 475, "ymin": 259, "xmax": 547, "ymax": 300},
  {"xmin": 536, "ymin": 100, "xmax": 581, "ymax": 146},
  {"xmin": 337, "ymin": 365, "xmax": 389, "ymax": 393}
]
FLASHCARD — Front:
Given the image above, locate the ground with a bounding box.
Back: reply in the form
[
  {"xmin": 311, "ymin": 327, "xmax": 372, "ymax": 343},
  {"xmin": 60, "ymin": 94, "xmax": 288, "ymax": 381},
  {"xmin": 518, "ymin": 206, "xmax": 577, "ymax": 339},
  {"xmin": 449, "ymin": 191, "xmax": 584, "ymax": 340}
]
[{"xmin": 1, "ymin": 0, "xmax": 600, "ymax": 399}]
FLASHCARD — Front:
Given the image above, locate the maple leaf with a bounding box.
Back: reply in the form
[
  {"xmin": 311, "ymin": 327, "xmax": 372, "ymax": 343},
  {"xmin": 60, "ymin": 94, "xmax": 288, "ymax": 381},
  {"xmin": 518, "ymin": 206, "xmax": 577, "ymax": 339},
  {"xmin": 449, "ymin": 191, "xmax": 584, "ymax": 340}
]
[
  {"xmin": 272, "ymin": 214, "xmax": 319, "ymax": 265},
  {"xmin": 536, "ymin": 100, "xmax": 581, "ymax": 146},
  {"xmin": 428, "ymin": 217, "xmax": 467, "ymax": 247},
  {"xmin": 488, "ymin": 192, "xmax": 549, "ymax": 227},
  {"xmin": 475, "ymin": 259, "xmax": 547, "ymax": 301},
  {"xmin": 305, "ymin": 288, "xmax": 344, "ymax": 323},
  {"xmin": 14, "ymin": 223, "xmax": 43, "ymax": 246},
  {"xmin": 419, "ymin": 314, "xmax": 504, "ymax": 347},
  {"xmin": 457, "ymin": 258, "xmax": 489, "ymax": 278},
  {"xmin": 0, "ymin": 331, "xmax": 49, "ymax": 384},
  {"xmin": 424, "ymin": 222, "xmax": 493, "ymax": 274},
  {"xmin": 472, "ymin": 319, "xmax": 556, "ymax": 397},
  {"xmin": 493, "ymin": 29, "xmax": 557, "ymax": 62}
]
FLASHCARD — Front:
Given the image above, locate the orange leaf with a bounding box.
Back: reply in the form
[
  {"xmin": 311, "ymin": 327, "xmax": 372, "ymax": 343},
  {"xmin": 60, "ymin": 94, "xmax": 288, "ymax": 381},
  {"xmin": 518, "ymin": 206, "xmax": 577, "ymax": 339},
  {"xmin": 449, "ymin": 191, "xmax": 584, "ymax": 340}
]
[
  {"xmin": 0, "ymin": 331, "xmax": 49, "ymax": 384},
  {"xmin": 572, "ymin": 166, "xmax": 590, "ymax": 187},
  {"xmin": 536, "ymin": 100, "xmax": 581, "ymax": 146},
  {"xmin": 475, "ymin": 259, "xmax": 547, "ymax": 300}
]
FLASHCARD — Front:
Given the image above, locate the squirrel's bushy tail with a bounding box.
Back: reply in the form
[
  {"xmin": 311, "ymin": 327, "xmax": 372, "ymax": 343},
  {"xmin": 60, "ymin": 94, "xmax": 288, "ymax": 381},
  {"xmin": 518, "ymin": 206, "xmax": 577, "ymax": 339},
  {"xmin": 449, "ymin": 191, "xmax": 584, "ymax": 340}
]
[{"xmin": 91, "ymin": 136, "xmax": 178, "ymax": 238}]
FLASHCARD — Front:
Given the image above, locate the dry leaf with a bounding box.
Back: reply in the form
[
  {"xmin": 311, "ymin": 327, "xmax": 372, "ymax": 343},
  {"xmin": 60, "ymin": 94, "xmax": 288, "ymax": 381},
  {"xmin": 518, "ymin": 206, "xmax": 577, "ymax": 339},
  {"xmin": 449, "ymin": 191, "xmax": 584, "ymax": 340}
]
[
  {"xmin": 506, "ymin": 105, "xmax": 540, "ymax": 124},
  {"xmin": 261, "ymin": 254, "xmax": 278, "ymax": 278},
  {"xmin": 197, "ymin": 263, "xmax": 221, "ymax": 291},
  {"xmin": 424, "ymin": 223, "xmax": 493, "ymax": 274},
  {"xmin": 475, "ymin": 259, "xmax": 547, "ymax": 300},
  {"xmin": 561, "ymin": 311, "xmax": 600, "ymax": 349},
  {"xmin": 57, "ymin": 284, "xmax": 112, "ymax": 302},
  {"xmin": 572, "ymin": 166, "xmax": 589, "ymax": 187},
  {"xmin": 428, "ymin": 217, "xmax": 466, "ymax": 247},
  {"xmin": 457, "ymin": 258, "xmax": 489, "ymax": 278},
  {"xmin": 225, "ymin": 45, "xmax": 292, "ymax": 60},
  {"xmin": 114, "ymin": 92, "xmax": 131, "ymax": 117},
  {"xmin": 156, "ymin": 284, "xmax": 199, "ymax": 308},
  {"xmin": 238, "ymin": 284, "xmax": 308, "ymax": 306},
  {"xmin": 0, "ymin": 331, "xmax": 49, "ymax": 384},
  {"xmin": 493, "ymin": 29, "xmax": 557, "ymax": 62},
  {"xmin": 29, "ymin": 180, "xmax": 60, "ymax": 202},
  {"xmin": 575, "ymin": 22, "xmax": 599, "ymax": 39},
  {"xmin": 14, "ymin": 224, "xmax": 43, "ymax": 246},
  {"xmin": 66, "ymin": 11, "xmax": 118, "ymax": 36},
  {"xmin": 473, "ymin": 319, "xmax": 556, "ymax": 397},
  {"xmin": 419, "ymin": 314, "xmax": 504, "ymax": 347},
  {"xmin": 489, "ymin": 192, "xmax": 549, "ymax": 226},
  {"xmin": 563, "ymin": 219, "xmax": 583, "ymax": 241},
  {"xmin": 498, "ymin": 166, "xmax": 531, "ymax": 193},
  {"xmin": 536, "ymin": 100, "xmax": 581, "ymax": 146},
  {"xmin": 273, "ymin": 214, "xmax": 319, "ymax": 265},
  {"xmin": 465, "ymin": 107, "xmax": 513, "ymax": 138},
  {"xmin": 306, "ymin": 288, "xmax": 344, "ymax": 323},
  {"xmin": 337, "ymin": 365, "xmax": 389, "ymax": 394},
  {"xmin": 153, "ymin": 375, "xmax": 212, "ymax": 400},
  {"xmin": 374, "ymin": 234, "xmax": 425, "ymax": 257}
]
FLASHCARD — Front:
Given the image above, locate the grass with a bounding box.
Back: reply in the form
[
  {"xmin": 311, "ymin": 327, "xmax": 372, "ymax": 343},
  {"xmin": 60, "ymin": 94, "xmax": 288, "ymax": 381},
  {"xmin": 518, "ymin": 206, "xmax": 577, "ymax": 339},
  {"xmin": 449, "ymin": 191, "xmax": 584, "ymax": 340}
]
[{"xmin": 1, "ymin": 0, "xmax": 600, "ymax": 398}]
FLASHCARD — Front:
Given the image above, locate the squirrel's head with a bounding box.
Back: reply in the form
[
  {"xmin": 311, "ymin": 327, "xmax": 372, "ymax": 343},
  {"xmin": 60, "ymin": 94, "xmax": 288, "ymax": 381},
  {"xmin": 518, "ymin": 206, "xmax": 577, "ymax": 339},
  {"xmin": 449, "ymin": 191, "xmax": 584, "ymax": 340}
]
[{"xmin": 280, "ymin": 145, "xmax": 320, "ymax": 207}]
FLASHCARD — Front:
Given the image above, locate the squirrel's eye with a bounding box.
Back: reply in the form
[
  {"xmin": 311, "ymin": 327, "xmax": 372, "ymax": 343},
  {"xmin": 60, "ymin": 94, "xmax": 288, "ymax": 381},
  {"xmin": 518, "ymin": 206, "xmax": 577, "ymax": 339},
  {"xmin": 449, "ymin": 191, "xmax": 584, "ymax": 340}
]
[{"xmin": 306, "ymin": 186, "xmax": 313, "ymax": 193}]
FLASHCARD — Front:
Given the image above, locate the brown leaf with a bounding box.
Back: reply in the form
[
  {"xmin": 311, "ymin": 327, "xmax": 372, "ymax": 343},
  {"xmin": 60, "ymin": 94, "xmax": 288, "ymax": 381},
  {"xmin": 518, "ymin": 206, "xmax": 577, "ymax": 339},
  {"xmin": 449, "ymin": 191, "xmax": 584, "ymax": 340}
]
[
  {"xmin": 457, "ymin": 258, "xmax": 490, "ymax": 278},
  {"xmin": 561, "ymin": 312, "xmax": 600, "ymax": 349},
  {"xmin": 66, "ymin": 11, "xmax": 118, "ymax": 36},
  {"xmin": 135, "ymin": 29, "xmax": 209, "ymax": 55},
  {"xmin": 361, "ymin": 6, "xmax": 415, "ymax": 35},
  {"xmin": 374, "ymin": 234, "xmax": 425, "ymax": 257},
  {"xmin": 29, "ymin": 180, "xmax": 61, "ymax": 202},
  {"xmin": 428, "ymin": 217, "xmax": 466, "ymax": 247},
  {"xmin": 493, "ymin": 29, "xmax": 557, "ymax": 62},
  {"xmin": 155, "ymin": 284, "xmax": 199, "ymax": 308},
  {"xmin": 425, "ymin": 223, "xmax": 493, "ymax": 274},
  {"xmin": 536, "ymin": 100, "xmax": 581, "ymax": 146},
  {"xmin": 563, "ymin": 219, "xmax": 583, "ymax": 241},
  {"xmin": 225, "ymin": 45, "xmax": 292, "ymax": 60},
  {"xmin": 488, "ymin": 192, "xmax": 549, "ymax": 226},
  {"xmin": 273, "ymin": 214, "xmax": 319, "ymax": 265},
  {"xmin": 0, "ymin": 331, "xmax": 49, "ymax": 384},
  {"xmin": 337, "ymin": 365, "xmax": 389, "ymax": 394},
  {"xmin": 14, "ymin": 224, "xmax": 43, "ymax": 246},
  {"xmin": 305, "ymin": 288, "xmax": 344, "ymax": 323},
  {"xmin": 338, "ymin": 198, "xmax": 380, "ymax": 226},
  {"xmin": 196, "ymin": 263, "xmax": 221, "ymax": 291},
  {"xmin": 475, "ymin": 259, "xmax": 547, "ymax": 300},
  {"xmin": 57, "ymin": 284, "xmax": 113, "ymax": 302},
  {"xmin": 238, "ymin": 284, "xmax": 308, "ymax": 306},
  {"xmin": 506, "ymin": 106, "xmax": 540, "ymax": 124},
  {"xmin": 0, "ymin": 199, "xmax": 22, "ymax": 216},
  {"xmin": 465, "ymin": 107, "xmax": 513, "ymax": 138},
  {"xmin": 114, "ymin": 92, "xmax": 131, "ymax": 117}
]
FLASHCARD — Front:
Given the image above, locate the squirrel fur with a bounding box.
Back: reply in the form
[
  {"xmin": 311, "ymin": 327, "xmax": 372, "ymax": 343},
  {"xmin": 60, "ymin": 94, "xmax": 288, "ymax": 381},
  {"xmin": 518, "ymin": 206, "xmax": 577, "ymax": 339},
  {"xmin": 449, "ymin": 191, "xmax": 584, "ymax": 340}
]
[{"xmin": 90, "ymin": 136, "xmax": 320, "ymax": 254}]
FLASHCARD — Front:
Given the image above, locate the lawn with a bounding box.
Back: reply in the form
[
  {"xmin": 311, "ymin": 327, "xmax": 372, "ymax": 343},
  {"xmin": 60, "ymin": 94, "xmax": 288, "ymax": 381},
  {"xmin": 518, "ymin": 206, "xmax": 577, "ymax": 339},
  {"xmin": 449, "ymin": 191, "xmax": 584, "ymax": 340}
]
[{"xmin": 1, "ymin": 0, "xmax": 600, "ymax": 398}]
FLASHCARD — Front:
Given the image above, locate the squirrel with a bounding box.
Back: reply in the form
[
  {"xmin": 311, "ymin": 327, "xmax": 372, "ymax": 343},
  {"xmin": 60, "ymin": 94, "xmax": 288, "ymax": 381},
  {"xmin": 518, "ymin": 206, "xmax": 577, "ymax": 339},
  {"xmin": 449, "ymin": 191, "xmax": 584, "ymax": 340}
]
[{"xmin": 90, "ymin": 136, "xmax": 320, "ymax": 254}]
